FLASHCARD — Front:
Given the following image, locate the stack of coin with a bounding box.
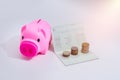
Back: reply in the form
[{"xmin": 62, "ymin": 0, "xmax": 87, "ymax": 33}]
[
  {"xmin": 62, "ymin": 51, "xmax": 70, "ymax": 57},
  {"xmin": 81, "ymin": 42, "xmax": 89, "ymax": 53},
  {"xmin": 71, "ymin": 46, "xmax": 78, "ymax": 55}
]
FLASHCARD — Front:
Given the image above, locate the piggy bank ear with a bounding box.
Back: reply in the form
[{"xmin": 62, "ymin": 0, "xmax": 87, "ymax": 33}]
[
  {"xmin": 21, "ymin": 25, "xmax": 26, "ymax": 33},
  {"xmin": 38, "ymin": 29, "xmax": 46, "ymax": 38}
]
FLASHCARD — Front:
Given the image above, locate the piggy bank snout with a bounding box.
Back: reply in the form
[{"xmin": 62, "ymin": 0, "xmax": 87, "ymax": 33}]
[{"xmin": 20, "ymin": 41, "xmax": 38, "ymax": 57}]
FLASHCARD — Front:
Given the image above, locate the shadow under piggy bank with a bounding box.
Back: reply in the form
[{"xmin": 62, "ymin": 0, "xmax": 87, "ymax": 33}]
[{"xmin": 1, "ymin": 35, "xmax": 54, "ymax": 60}]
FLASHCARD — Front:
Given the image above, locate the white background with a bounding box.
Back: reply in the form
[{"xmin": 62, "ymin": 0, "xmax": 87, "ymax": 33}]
[{"xmin": 0, "ymin": 0, "xmax": 120, "ymax": 80}]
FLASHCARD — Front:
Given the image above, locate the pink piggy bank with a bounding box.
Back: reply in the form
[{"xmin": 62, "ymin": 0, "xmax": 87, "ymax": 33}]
[{"xmin": 19, "ymin": 19, "xmax": 51, "ymax": 58}]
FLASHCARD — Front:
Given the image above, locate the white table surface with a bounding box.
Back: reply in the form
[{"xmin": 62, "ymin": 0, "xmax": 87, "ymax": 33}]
[{"xmin": 0, "ymin": 0, "xmax": 120, "ymax": 80}]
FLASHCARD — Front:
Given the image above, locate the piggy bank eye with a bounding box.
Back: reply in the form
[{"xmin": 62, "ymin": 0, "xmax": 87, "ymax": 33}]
[
  {"xmin": 22, "ymin": 36, "xmax": 24, "ymax": 40},
  {"xmin": 37, "ymin": 38, "xmax": 40, "ymax": 42}
]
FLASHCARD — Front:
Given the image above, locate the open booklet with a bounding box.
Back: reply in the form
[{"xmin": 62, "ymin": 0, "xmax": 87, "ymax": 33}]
[{"xmin": 52, "ymin": 24, "xmax": 98, "ymax": 66}]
